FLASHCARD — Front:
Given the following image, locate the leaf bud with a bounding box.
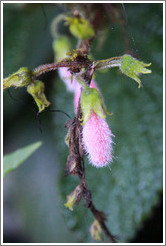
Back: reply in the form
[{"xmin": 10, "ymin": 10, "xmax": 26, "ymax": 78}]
[
  {"xmin": 53, "ymin": 36, "xmax": 71, "ymax": 61},
  {"xmin": 120, "ymin": 54, "xmax": 152, "ymax": 88},
  {"xmin": 90, "ymin": 220, "xmax": 102, "ymax": 241},
  {"xmin": 65, "ymin": 16, "xmax": 95, "ymax": 40},
  {"xmin": 64, "ymin": 185, "xmax": 83, "ymax": 211},
  {"xmin": 65, "ymin": 155, "xmax": 79, "ymax": 176},
  {"xmin": 3, "ymin": 67, "xmax": 32, "ymax": 89},
  {"xmin": 27, "ymin": 80, "xmax": 50, "ymax": 113},
  {"xmin": 80, "ymin": 87, "xmax": 112, "ymax": 125}
]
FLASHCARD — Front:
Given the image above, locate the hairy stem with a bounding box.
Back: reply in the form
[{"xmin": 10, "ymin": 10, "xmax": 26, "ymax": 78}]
[
  {"xmin": 65, "ymin": 101, "xmax": 116, "ymax": 243},
  {"xmin": 32, "ymin": 60, "xmax": 91, "ymax": 78},
  {"xmin": 95, "ymin": 56, "xmax": 121, "ymax": 70}
]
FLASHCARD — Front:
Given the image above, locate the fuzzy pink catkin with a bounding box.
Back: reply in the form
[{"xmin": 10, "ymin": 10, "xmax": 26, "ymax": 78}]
[
  {"xmin": 82, "ymin": 111, "xmax": 114, "ymax": 167},
  {"xmin": 59, "ymin": 68, "xmax": 113, "ymax": 167}
]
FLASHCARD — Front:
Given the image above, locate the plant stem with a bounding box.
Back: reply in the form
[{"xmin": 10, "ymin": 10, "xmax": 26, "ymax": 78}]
[
  {"xmin": 65, "ymin": 102, "xmax": 116, "ymax": 243},
  {"xmin": 32, "ymin": 60, "xmax": 90, "ymax": 78},
  {"xmin": 95, "ymin": 56, "xmax": 121, "ymax": 70}
]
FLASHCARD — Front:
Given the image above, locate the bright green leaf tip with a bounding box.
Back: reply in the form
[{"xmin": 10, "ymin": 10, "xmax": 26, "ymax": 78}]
[
  {"xmin": 120, "ymin": 54, "xmax": 152, "ymax": 88},
  {"xmin": 64, "ymin": 199, "xmax": 74, "ymax": 211},
  {"xmin": 64, "ymin": 190, "xmax": 75, "ymax": 210},
  {"xmin": 3, "ymin": 141, "xmax": 42, "ymax": 178}
]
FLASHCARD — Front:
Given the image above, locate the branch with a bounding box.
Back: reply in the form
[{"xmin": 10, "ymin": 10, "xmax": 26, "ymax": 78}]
[
  {"xmin": 32, "ymin": 53, "xmax": 92, "ymax": 78},
  {"xmin": 65, "ymin": 101, "xmax": 116, "ymax": 243}
]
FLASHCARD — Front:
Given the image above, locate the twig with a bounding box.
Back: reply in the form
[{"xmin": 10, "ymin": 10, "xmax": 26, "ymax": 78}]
[{"xmin": 65, "ymin": 100, "xmax": 116, "ymax": 243}]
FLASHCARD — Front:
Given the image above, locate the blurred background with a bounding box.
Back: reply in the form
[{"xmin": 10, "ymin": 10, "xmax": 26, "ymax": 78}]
[{"xmin": 3, "ymin": 3, "xmax": 163, "ymax": 243}]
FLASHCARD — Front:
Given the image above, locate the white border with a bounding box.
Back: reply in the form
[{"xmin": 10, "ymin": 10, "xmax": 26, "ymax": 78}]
[
  {"xmin": 1, "ymin": 1, "xmax": 165, "ymax": 245},
  {"xmin": 1, "ymin": 1, "xmax": 4, "ymax": 245},
  {"xmin": 1, "ymin": 0, "xmax": 165, "ymax": 3},
  {"xmin": 163, "ymin": 0, "xmax": 165, "ymax": 245}
]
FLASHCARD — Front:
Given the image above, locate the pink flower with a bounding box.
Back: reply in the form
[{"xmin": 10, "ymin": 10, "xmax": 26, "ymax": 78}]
[
  {"xmin": 58, "ymin": 67, "xmax": 82, "ymax": 112},
  {"xmin": 82, "ymin": 111, "xmax": 114, "ymax": 167},
  {"xmin": 58, "ymin": 67, "xmax": 80, "ymax": 92}
]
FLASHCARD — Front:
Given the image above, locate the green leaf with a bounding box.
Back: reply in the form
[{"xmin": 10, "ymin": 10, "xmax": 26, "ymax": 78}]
[{"xmin": 3, "ymin": 141, "xmax": 42, "ymax": 177}]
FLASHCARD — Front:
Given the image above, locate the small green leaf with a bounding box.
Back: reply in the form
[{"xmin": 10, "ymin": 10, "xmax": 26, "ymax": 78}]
[{"xmin": 3, "ymin": 141, "xmax": 42, "ymax": 178}]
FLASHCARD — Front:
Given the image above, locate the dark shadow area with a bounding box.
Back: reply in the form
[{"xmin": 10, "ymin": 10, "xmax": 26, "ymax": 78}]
[{"xmin": 131, "ymin": 194, "xmax": 163, "ymax": 243}]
